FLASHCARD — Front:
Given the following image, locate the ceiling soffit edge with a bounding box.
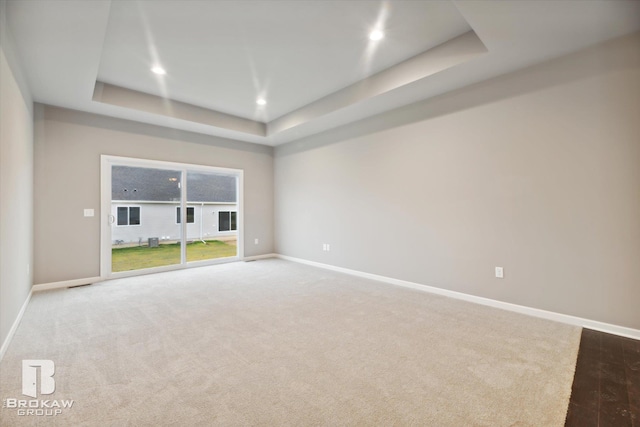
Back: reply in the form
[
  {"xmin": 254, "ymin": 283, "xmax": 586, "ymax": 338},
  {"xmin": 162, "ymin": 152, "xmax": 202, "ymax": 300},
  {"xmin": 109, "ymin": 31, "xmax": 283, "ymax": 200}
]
[{"xmin": 91, "ymin": 30, "xmax": 487, "ymax": 141}]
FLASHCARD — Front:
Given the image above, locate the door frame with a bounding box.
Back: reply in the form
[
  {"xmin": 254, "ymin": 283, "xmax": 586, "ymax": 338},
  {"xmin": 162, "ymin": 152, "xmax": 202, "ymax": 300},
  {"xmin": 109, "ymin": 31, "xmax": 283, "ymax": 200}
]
[{"xmin": 100, "ymin": 155, "xmax": 244, "ymax": 279}]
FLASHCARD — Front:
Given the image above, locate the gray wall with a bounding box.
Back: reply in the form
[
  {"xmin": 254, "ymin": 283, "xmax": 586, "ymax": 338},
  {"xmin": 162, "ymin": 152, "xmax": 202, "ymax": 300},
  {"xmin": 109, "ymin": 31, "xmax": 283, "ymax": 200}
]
[
  {"xmin": 0, "ymin": 1, "xmax": 34, "ymax": 350},
  {"xmin": 275, "ymin": 32, "xmax": 640, "ymax": 330},
  {"xmin": 34, "ymin": 107, "xmax": 274, "ymax": 284}
]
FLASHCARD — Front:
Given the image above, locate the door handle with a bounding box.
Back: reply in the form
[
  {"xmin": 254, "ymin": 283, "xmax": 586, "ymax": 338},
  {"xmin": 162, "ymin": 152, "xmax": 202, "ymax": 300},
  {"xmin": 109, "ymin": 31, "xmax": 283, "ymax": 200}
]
[{"xmin": 108, "ymin": 214, "xmax": 115, "ymax": 225}]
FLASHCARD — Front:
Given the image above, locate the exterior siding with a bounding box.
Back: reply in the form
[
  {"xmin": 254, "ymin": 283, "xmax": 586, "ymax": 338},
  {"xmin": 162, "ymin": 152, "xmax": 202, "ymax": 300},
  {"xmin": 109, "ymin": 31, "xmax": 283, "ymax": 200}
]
[{"xmin": 111, "ymin": 202, "xmax": 237, "ymax": 245}]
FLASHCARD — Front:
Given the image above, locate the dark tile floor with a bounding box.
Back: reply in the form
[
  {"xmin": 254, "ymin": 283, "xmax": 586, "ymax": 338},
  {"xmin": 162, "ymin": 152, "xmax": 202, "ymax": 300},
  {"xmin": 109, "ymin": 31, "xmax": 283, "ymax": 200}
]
[{"xmin": 565, "ymin": 328, "xmax": 640, "ymax": 427}]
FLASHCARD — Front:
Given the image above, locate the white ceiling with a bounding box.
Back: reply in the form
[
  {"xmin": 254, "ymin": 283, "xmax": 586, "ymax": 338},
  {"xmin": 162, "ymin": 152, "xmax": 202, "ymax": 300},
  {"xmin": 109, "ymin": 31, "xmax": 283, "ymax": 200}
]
[{"xmin": 6, "ymin": 0, "xmax": 640, "ymax": 146}]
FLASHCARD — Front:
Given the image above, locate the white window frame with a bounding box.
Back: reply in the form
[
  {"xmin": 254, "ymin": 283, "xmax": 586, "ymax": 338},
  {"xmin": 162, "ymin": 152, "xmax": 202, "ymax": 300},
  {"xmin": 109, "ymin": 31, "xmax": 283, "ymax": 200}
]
[
  {"xmin": 116, "ymin": 206, "xmax": 141, "ymax": 226},
  {"xmin": 176, "ymin": 206, "xmax": 195, "ymax": 224},
  {"xmin": 218, "ymin": 210, "xmax": 237, "ymax": 232},
  {"xmin": 101, "ymin": 155, "xmax": 244, "ymax": 279}
]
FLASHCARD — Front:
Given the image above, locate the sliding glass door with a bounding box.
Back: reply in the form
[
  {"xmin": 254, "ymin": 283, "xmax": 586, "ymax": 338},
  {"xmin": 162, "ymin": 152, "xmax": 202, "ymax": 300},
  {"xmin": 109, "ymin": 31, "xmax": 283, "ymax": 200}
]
[
  {"xmin": 110, "ymin": 165, "xmax": 183, "ymax": 273},
  {"xmin": 101, "ymin": 156, "xmax": 242, "ymax": 278},
  {"xmin": 185, "ymin": 171, "xmax": 238, "ymax": 263}
]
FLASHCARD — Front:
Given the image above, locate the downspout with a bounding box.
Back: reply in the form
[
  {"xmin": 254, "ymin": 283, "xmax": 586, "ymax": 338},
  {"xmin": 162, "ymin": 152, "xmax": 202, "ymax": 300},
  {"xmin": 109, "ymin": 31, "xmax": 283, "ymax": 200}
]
[{"xmin": 200, "ymin": 202, "xmax": 206, "ymax": 245}]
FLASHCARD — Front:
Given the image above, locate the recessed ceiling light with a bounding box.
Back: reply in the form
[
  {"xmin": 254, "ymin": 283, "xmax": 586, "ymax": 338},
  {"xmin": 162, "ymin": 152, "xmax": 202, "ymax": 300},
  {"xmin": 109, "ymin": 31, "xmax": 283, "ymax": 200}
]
[
  {"xmin": 369, "ymin": 29, "xmax": 384, "ymax": 41},
  {"xmin": 256, "ymin": 98, "xmax": 267, "ymax": 106},
  {"xmin": 151, "ymin": 66, "xmax": 166, "ymax": 75}
]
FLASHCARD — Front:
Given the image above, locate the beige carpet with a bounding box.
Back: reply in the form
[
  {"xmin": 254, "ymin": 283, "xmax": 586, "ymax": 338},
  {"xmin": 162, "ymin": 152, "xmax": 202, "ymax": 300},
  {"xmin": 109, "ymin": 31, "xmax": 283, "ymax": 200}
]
[{"xmin": 0, "ymin": 259, "xmax": 580, "ymax": 426}]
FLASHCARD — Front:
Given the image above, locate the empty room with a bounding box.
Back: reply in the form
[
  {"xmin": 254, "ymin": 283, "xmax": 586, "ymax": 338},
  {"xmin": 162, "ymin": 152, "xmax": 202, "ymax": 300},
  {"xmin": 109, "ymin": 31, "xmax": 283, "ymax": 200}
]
[{"xmin": 1, "ymin": 0, "xmax": 639, "ymax": 425}]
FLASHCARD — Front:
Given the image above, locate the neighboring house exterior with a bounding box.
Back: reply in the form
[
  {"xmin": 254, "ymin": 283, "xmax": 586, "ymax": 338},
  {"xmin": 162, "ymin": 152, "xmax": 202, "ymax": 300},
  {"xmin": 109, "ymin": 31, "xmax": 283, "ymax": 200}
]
[{"xmin": 111, "ymin": 166, "xmax": 237, "ymax": 246}]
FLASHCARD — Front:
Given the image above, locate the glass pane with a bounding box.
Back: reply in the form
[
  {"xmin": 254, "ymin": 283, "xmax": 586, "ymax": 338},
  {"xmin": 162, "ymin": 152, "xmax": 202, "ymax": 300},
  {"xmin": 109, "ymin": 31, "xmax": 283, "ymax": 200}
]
[
  {"xmin": 111, "ymin": 166, "xmax": 182, "ymax": 272},
  {"xmin": 219, "ymin": 211, "xmax": 229, "ymax": 232},
  {"xmin": 129, "ymin": 207, "xmax": 140, "ymax": 225},
  {"xmin": 186, "ymin": 171, "xmax": 237, "ymax": 262},
  {"xmin": 117, "ymin": 207, "xmax": 128, "ymax": 226},
  {"xmin": 230, "ymin": 212, "xmax": 237, "ymax": 231}
]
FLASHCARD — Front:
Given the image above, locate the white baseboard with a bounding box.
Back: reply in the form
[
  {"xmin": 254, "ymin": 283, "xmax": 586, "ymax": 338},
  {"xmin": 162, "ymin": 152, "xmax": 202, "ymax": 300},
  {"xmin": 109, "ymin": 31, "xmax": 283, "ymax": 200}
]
[
  {"xmin": 33, "ymin": 276, "xmax": 103, "ymax": 292},
  {"xmin": 276, "ymin": 254, "xmax": 640, "ymax": 340},
  {"xmin": 33, "ymin": 256, "xmax": 278, "ymax": 290},
  {"xmin": 32, "ymin": 257, "xmax": 278, "ymax": 291},
  {"xmin": 0, "ymin": 290, "xmax": 32, "ymax": 362},
  {"xmin": 243, "ymin": 253, "xmax": 277, "ymax": 262}
]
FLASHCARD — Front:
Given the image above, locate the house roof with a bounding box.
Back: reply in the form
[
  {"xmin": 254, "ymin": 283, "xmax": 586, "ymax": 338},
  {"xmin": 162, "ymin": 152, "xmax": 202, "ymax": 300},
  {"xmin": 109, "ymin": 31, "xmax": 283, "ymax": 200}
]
[{"xmin": 112, "ymin": 166, "xmax": 237, "ymax": 203}]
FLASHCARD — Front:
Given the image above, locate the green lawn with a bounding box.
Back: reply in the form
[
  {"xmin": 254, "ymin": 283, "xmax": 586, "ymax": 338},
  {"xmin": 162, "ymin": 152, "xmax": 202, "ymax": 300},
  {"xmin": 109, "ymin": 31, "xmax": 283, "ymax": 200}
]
[{"xmin": 112, "ymin": 240, "xmax": 237, "ymax": 272}]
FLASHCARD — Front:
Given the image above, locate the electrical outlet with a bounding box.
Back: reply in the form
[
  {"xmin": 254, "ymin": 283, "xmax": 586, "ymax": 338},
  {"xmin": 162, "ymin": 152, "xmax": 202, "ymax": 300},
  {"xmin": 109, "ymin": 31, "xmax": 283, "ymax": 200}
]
[
  {"xmin": 83, "ymin": 209, "xmax": 94, "ymax": 217},
  {"xmin": 254, "ymin": 238, "xmax": 259, "ymax": 245},
  {"xmin": 495, "ymin": 267, "xmax": 504, "ymax": 278}
]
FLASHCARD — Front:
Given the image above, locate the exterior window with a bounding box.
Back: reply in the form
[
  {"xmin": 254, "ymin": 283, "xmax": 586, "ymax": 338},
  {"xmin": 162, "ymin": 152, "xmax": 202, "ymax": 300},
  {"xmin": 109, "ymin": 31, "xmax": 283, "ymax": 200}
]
[
  {"xmin": 117, "ymin": 206, "xmax": 140, "ymax": 226},
  {"xmin": 218, "ymin": 211, "xmax": 237, "ymax": 231},
  {"xmin": 176, "ymin": 207, "xmax": 195, "ymax": 224}
]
